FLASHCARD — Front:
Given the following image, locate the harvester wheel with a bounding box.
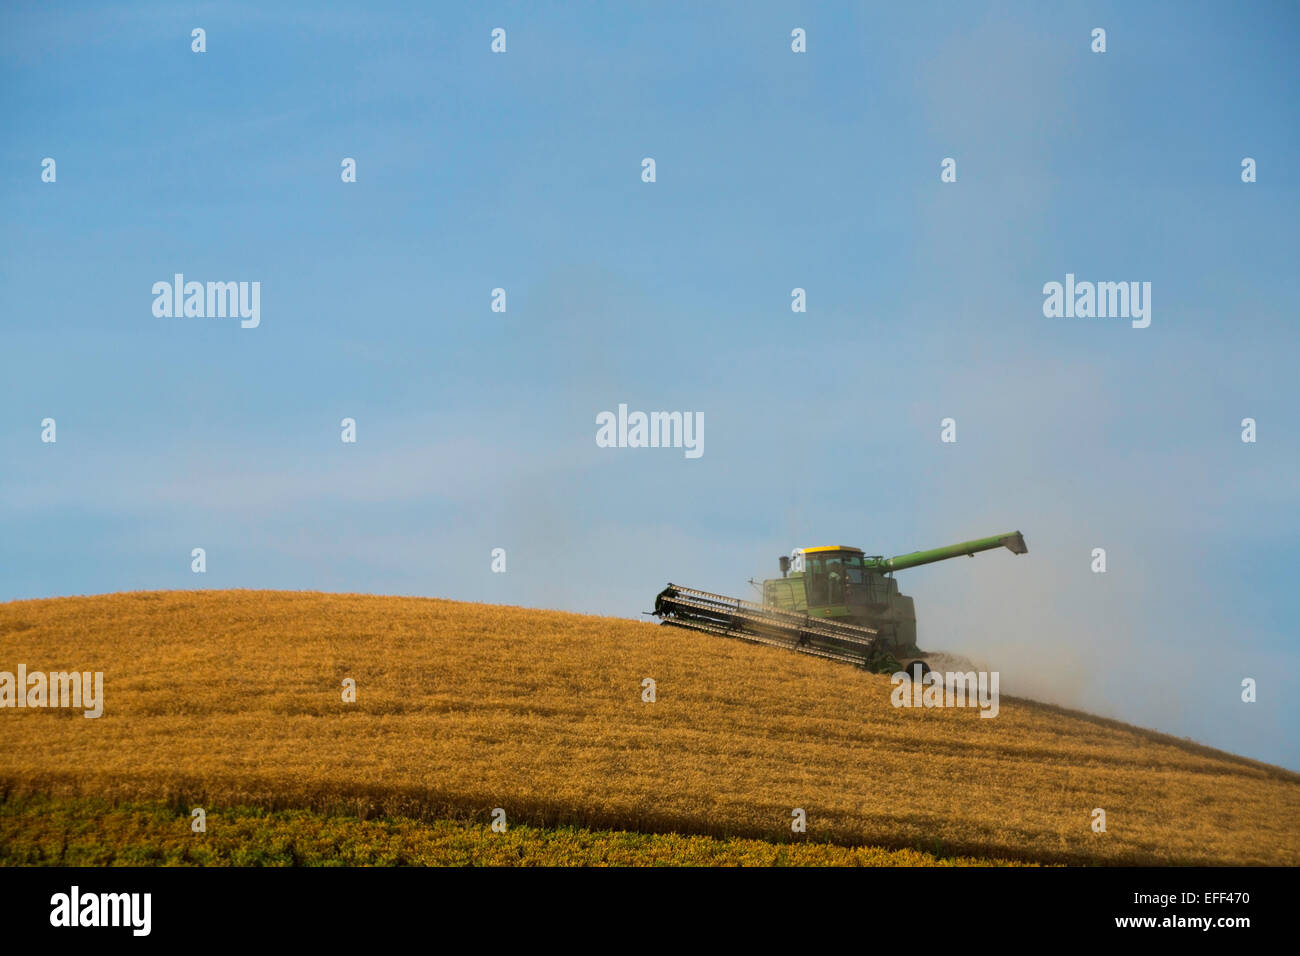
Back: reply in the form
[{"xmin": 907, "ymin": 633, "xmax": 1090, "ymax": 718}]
[{"xmin": 901, "ymin": 659, "xmax": 930, "ymax": 682}]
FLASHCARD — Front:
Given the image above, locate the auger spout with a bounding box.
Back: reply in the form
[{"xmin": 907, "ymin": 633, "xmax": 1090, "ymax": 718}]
[{"xmin": 866, "ymin": 531, "xmax": 1028, "ymax": 573}]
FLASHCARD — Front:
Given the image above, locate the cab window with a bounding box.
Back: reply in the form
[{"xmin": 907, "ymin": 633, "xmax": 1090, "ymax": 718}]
[
  {"xmin": 806, "ymin": 555, "xmax": 827, "ymax": 605},
  {"xmin": 825, "ymin": 555, "xmax": 845, "ymax": 604}
]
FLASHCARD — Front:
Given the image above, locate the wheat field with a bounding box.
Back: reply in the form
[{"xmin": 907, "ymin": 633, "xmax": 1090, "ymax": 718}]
[{"xmin": 2, "ymin": 589, "xmax": 1297, "ymax": 865}]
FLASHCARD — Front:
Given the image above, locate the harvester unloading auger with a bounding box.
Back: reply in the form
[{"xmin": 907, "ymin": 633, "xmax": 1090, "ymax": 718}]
[{"xmin": 653, "ymin": 532, "xmax": 1027, "ymax": 676}]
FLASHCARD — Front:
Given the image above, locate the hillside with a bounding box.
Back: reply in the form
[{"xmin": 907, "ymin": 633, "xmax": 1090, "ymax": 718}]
[{"xmin": 2, "ymin": 590, "xmax": 1297, "ymax": 865}]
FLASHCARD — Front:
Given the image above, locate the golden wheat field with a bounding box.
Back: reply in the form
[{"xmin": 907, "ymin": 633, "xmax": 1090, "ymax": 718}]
[{"xmin": 2, "ymin": 590, "xmax": 1297, "ymax": 865}]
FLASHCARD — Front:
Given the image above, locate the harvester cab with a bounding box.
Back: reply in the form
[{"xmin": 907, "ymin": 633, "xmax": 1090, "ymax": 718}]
[
  {"xmin": 653, "ymin": 531, "xmax": 1027, "ymax": 675},
  {"xmin": 764, "ymin": 546, "xmax": 917, "ymax": 660}
]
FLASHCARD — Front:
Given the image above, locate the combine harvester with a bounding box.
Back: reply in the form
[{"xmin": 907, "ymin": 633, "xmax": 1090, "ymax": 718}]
[{"xmin": 653, "ymin": 532, "xmax": 1027, "ymax": 676}]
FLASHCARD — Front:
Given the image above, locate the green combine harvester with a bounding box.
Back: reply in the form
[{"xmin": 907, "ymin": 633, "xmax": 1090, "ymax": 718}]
[{"xmin": 653, "ymin": 531, "xmax": 1027, "ymax": 676}]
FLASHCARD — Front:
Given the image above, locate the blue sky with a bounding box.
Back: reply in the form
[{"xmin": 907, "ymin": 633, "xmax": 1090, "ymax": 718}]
[{"xmin": 2, "ymin": 1, "xmax": 1298, "ymax": 767}]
